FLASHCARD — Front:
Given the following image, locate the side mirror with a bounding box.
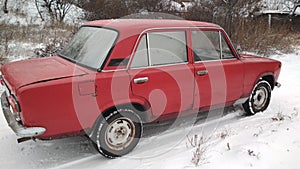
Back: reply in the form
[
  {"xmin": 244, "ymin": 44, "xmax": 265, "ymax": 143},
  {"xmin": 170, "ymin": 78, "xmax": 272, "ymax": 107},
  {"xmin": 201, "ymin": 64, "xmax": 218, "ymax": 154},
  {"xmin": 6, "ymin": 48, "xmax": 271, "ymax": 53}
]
[
  {"xmin": 293, "ymin": 6, "xmax": 300, "ymax": 16},
  {"xmin": 236, "ymin": 45, "xmax": 242, "ymax": 53}
]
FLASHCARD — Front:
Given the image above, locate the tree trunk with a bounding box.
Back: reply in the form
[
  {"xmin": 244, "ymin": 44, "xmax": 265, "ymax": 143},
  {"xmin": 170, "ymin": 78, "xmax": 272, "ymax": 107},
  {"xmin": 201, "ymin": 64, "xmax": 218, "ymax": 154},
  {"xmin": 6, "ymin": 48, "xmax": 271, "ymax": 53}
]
[
  {"xmin": 35, "ymin": 0, "xmax": 45, "ymax": 21},
  {"xmin": 3, "ymin": 0, "xmax": 8, "ymax": 13}
]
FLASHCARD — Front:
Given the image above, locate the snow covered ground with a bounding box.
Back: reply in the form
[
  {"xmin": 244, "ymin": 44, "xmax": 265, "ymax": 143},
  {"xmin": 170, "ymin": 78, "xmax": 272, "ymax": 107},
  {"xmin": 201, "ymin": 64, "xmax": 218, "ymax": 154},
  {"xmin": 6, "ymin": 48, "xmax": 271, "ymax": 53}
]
[
  {"xmin": 0, "ymin": 50, "xmax": 299, "ymax": 169},
  {"xmin": 0, "ymin": 0, "xmax": 84, "ymax": 26}
]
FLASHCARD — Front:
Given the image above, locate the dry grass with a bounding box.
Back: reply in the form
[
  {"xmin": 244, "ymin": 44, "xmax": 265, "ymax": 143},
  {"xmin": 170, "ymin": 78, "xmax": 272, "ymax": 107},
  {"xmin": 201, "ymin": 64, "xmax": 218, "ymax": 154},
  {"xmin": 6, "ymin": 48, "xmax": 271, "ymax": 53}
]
[
  {"xmin": 0, "ymin": 23, "xmax": 78, "ymax": 63},
  {"xmin": 0, "ymin": 23, "xmax": 77, "ymax": 44},
  {"xmin": 217, "ymin": 17, "xmax": 298, "ymax": 56},
  {"xmin": 271, "ymin": 108, "xmax": 299, "ymax": 122}
]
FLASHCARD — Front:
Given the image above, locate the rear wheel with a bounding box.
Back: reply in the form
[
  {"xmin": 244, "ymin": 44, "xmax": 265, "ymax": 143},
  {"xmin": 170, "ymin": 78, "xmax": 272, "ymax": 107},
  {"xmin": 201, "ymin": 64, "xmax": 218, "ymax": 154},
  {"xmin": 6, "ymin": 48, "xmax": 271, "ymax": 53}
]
[
  {"xmin": 92, "ymin": 109, "xmax": 142, "ymax": 158},
  {"xmin": 243, "ymin": 80, "xmax": 272, "ymax": 115}
]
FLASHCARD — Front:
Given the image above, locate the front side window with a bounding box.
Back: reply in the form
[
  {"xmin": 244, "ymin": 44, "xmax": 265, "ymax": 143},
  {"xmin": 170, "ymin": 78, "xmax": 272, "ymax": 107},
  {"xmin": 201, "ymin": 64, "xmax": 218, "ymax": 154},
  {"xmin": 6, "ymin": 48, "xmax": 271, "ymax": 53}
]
[
  {"xmin": 148, "ymin": 31, "xmax": 187, "ymax": 66},
  {"xmin": 192, "ymin": 30, "xmax": 236, "ymax": 61},
  {"xmin": 131, "ymin": 31, "xmax": 188, "ymax": 68},
  {"xmin": 59, "ymin": 27, "xmax": 118, "ymax": 70},
  {"xmin": 192, "ymin": 31, "xmax": 220, "ymax": 61},
  {"xmin": 221, "ymin": 36, "xmax": 235, "ymax": 59}
]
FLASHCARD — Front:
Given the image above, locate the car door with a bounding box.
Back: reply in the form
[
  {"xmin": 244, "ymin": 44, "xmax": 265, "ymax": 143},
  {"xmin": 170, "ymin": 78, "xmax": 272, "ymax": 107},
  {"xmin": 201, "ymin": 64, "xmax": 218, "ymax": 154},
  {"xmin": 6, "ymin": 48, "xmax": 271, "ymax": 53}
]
[
  {"xmin": 191, "ymin": 29, "xmax": 244, "ymax": 108},
  {"xmin": 128, "ymin": 30, "xmax": 195, "ymax": 117}
]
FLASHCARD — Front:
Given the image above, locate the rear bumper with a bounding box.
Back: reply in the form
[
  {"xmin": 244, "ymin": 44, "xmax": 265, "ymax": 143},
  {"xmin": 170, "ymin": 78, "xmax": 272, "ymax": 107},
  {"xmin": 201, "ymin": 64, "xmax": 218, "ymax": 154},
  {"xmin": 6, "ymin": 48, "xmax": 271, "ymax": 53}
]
[{"xmin": 1, "ymin": 92, "xmax": 46, "ymax": 138}]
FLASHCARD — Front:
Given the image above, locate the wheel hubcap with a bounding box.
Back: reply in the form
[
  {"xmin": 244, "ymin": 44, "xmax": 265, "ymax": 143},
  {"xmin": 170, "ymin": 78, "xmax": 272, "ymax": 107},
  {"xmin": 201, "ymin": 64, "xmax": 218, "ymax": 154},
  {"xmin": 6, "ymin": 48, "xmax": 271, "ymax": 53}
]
[
  {"xmin": 253, "ymin": 86, "xmax": 268, "ymax": 110},
  {"xmin": 105, "ymin": 117, "xmax": 135, "ymax": 151}
]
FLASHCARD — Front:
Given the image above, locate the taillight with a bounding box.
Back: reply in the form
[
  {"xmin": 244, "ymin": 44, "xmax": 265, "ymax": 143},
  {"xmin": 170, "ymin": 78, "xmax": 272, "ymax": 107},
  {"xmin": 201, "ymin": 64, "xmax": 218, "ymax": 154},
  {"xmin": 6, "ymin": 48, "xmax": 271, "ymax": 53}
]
[
  {"xmin": 8, "ymin": 95, "xmax": 20, "ymax": 113},
  {"xmin": 0, "ymin": 77, "xmax": 3, "ymax": 86}
]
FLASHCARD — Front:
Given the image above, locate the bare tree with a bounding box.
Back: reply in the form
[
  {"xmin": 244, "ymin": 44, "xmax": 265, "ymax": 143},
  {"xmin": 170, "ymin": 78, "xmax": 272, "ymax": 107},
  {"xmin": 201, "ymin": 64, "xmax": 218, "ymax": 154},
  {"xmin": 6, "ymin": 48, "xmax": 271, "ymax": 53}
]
[
  {"xmin": 221, "ymin": 0, "xmax": 240, "ymax": 37},
  {"xmin": 184, "ymin": 1, "xmax": 216, "ymax": 22},
  {"xmin": 220, "ymin": 0, "xmax": 261, "ymax": 37},
  {"xmin": 34, "ymin": 0, "xmax": 74, "ymax": 23},
  {"xmin": 185, "ymin": 0, "xmax": 260, "ymax": 37},
  {"xmin": 83, "ymin": 0, "xmax": 174, "ymax": 20},
  {"xmin": 54, "ymin": 0, "xmax": 73, "ymax": 22},
  {"xmin": 137, "ymin": 0, "xmax": 172, "ymax": 12},
  {"xmin": 102, "ymin": 0, "xmax": 128, "ymax": 18}
]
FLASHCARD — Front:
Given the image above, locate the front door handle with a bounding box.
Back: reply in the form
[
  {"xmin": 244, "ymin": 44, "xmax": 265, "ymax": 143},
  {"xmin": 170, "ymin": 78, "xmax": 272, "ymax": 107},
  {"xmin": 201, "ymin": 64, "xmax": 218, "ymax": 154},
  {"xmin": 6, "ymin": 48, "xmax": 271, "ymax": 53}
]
[
  {"xmin": 134, "ymin": 77, "xmax": 149, "ymax": 84},
  {"xmin": 197, "ymin": 70, "xmax": 208, "ymax": 76}
]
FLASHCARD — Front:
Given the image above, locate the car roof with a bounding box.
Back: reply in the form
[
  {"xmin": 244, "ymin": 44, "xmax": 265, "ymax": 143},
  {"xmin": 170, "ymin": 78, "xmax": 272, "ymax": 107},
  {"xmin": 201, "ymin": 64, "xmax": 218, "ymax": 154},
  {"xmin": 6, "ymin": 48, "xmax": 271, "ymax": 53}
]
[{"xmin": 84, "ymin": 19, "xmax": 221, "ymax": 33}]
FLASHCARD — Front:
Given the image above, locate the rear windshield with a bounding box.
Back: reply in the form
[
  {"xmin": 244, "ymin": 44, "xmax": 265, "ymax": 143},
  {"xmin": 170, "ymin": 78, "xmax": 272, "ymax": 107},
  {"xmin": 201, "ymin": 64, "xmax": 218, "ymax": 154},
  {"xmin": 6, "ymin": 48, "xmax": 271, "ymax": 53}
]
[{"xmin": 59, "ymin": 27, "xmax": 118, "ymax": 70}]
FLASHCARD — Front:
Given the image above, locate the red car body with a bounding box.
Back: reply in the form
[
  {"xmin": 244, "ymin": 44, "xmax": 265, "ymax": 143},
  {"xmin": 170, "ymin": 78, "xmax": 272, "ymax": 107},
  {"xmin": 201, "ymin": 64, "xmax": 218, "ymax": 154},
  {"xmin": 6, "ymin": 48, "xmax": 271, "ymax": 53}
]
[{"xmin": 1, "ymin": 19, "xmax": 281, "ymax": 142}]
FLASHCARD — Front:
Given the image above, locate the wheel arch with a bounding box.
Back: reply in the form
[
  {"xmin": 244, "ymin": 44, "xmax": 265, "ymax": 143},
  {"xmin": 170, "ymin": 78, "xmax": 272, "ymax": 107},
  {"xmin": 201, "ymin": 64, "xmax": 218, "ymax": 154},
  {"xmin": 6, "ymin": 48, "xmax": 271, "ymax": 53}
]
[
  {"xmin": 103, "ymin": 102, "xmax": 149, "ymax": 122},
  {"xmin": 261, "ymin": 75, "xmax": 275, "ymax": 90},
  {"xmin": 257, "ymin": 73, "xmax": 275, "ymax": 90},
  {"xmin": 89, "ymin": 101, "xmax": 151, "ymax": 139}
]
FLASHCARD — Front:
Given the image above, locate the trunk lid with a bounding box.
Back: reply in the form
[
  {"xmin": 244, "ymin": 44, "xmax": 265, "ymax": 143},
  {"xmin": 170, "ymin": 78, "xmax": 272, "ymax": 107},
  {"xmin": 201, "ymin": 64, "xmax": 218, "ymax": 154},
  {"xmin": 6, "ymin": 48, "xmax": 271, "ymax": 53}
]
[{"xmin": 1, "ymin": 56, "xmax": 88, "ymax": 92}]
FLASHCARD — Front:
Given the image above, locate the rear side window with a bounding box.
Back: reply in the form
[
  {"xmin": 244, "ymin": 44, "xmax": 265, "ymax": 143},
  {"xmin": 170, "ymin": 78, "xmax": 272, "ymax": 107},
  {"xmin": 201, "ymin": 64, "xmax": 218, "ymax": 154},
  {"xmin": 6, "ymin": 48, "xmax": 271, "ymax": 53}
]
[
  {"xmin": 131, "ymin": 31, "xmax": 188, "ymax": 68},
  {"xmin": 131, "ymin": 36, "xmax": 149, "ymax": 68}
]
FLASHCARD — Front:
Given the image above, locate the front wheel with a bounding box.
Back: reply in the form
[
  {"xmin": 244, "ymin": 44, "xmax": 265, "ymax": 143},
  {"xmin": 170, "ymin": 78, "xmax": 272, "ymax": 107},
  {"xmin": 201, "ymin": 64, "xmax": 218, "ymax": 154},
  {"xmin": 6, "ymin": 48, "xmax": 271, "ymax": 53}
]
[
  {"xmin": 243, "ymin": 80, "xmax": 272, "ymax": 115},
  {"xmin": 93, "ymin": 109, "xmax": 142, "ymax": 158}
]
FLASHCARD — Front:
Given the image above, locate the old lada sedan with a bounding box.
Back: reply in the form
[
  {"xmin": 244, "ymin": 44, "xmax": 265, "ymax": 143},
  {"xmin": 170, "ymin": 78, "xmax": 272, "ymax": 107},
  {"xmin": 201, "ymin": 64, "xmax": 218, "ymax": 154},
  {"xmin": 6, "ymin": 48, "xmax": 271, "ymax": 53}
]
[{"xmin": 0, "ymin": 19, "xmax": 281, "ymax": 158}]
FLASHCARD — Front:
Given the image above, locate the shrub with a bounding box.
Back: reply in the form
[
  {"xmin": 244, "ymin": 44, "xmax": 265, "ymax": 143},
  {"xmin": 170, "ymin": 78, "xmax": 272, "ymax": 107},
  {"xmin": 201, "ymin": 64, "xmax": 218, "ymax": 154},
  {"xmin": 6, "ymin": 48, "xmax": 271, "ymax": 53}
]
[
  {"xmin": 34, "ymin": 38, "xmax": 65, "ymax": 57},
  {"xmin": 187, "ymin": 134, "xmax": 208, "ymax": 166}
]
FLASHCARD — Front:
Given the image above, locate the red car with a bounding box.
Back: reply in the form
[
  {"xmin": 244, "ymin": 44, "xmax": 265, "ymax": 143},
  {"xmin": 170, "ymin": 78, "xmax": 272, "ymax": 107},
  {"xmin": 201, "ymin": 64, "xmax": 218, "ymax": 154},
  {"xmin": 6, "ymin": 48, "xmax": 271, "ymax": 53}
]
[{"xmin": 1, "ymin": 19, "xmax": 281, "ymax": 158}]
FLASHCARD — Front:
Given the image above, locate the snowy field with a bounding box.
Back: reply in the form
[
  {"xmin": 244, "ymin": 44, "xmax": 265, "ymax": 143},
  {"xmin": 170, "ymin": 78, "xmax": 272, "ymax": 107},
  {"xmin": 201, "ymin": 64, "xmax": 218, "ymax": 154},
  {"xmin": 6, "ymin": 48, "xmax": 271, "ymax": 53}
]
[{"xmin": 0, "ymin": 50, "xmax": 299, "ymax": 169}]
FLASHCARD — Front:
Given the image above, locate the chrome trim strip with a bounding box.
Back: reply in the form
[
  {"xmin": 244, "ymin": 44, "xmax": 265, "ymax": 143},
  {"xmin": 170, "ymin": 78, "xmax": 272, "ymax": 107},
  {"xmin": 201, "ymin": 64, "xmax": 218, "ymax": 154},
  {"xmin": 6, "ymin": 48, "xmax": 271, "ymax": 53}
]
[
  {"xmin": 219, "ymin": 31, "xmax": 223, "ymax": 59},
  {"xmin": 101, "ymin": 69, "xmax": 127, "ymax": 73},
  {"xmin": 233, "ymin": 97, "xmax": 248, "ymax": 105},
  {"xmin": 129, "ymin": 62, "xmax": 188, "ymax": 70},
  {"xmin": 194, "ymin": 58, "xmax": 237, "ymax": 63},
  {"xmin": 146, "ymin": 33, "xmax": 152, "ymax": 66}
]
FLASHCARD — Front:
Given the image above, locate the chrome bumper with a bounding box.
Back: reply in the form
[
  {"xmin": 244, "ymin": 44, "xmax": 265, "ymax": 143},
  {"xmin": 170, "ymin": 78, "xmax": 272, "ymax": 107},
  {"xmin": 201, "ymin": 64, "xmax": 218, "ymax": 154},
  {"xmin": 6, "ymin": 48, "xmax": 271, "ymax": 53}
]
[
  {"xmin": 275, "ymin": 82, "xmax": 281, "ymax": 88},
  {"xmin": 1, "ymin": 92, "xmax": 46, "ymax": 138}
]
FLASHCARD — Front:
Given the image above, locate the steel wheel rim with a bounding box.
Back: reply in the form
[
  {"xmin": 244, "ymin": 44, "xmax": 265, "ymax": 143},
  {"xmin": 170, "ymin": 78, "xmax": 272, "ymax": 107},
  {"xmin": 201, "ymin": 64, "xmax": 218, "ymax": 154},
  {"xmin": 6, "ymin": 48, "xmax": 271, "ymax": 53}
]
[
  {"xmin": 253, "ymin": 86, "xmax": 268, "ymax": 110},
  {"xmin": 105, "ymin": 117, "xmax": 135, "ymax": 151}
]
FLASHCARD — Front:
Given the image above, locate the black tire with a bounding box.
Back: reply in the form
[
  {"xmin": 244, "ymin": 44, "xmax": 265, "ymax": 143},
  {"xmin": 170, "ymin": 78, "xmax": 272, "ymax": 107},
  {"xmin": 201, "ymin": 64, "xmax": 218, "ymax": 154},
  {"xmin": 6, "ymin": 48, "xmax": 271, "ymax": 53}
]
[
  {"xmin": 92, "ymin": 109, "xmax": 142, "ymax": 158},
  {"xmin": 243, "ymin": 80, "xmax": 272, "ymax": 115}
]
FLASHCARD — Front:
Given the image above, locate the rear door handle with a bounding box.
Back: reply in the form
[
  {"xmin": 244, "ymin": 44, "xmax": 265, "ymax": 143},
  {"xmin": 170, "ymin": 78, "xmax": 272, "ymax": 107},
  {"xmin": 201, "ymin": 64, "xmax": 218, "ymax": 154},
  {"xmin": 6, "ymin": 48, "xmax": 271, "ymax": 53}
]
[
  {"xmin": 134, "ymin": 77, "xmax": 149, "ymax": 84},
  {"xmin": 197, "ymin": 70, "xmax": 208, "ymax": 76}
]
